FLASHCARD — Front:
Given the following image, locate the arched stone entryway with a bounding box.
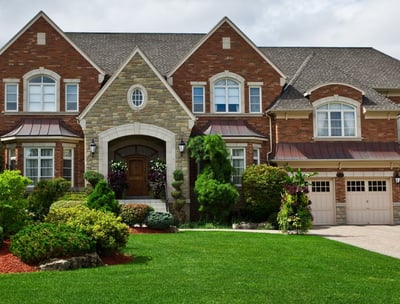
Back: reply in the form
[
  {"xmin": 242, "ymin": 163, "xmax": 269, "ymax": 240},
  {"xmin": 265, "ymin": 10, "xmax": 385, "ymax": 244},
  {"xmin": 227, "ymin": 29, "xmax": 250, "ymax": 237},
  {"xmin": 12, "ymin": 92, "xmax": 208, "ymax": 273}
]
[{"xmin": 98, "ymin": 122, "xmax": 176, "ymax": 198}]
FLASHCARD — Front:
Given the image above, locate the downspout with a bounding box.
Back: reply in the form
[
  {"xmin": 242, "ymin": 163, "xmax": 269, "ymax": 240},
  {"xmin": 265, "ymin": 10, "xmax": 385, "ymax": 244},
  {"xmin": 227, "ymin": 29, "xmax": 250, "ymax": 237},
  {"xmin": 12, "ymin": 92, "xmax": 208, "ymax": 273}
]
[{"xmin": 266, "ymin": 110, "xmax": 273, "ymax": 164}]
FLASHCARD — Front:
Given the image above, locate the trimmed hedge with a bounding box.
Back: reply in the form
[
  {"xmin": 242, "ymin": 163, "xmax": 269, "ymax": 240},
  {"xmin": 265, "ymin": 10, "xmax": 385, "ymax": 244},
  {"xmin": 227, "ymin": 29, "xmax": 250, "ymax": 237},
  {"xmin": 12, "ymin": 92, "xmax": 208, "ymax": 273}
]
[
  {"xmin": 50, "ymin": 200, "xmax": 86, "ymax": 210},
  {"xmin": 145, "ymin": 211, "xmax": 174, "ymax": 230},
  {"xmin": 10, "ymin": 223, "xmax": 95, "ymax": 265},
  {"xmin": 46, "ymin": 206, "xmax": 129, "ymax": 255},
  {"xmin": 120, "ymin": 204, "xmax": 154, "ymax": 227}
]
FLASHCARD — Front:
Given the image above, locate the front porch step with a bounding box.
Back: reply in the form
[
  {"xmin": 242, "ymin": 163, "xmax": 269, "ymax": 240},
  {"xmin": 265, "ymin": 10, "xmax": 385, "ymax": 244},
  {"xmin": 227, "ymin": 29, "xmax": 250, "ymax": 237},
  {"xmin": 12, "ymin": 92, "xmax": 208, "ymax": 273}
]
[{"xmin": 118, "ymin": 199, "xmax": 167, "ymax": 212}]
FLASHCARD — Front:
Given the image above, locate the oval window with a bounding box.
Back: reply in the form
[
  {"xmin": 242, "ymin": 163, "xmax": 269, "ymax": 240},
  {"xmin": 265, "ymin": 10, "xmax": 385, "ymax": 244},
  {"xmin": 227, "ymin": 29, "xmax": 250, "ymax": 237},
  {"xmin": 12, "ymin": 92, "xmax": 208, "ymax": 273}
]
[
  {"xmin": 127, "ymin": 85, "xmax": 147, "ymax": 110},
  {"xmin": 131, "ymin": 88, "xmax": 144, "ymax": 107}
]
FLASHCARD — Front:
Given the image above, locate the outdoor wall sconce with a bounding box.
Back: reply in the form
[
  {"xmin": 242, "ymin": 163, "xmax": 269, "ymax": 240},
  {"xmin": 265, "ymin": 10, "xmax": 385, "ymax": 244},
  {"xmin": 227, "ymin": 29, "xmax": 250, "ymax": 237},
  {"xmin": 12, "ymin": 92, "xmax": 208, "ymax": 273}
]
[
  {"xmin": 178, "ymin": 138, "xmax": 186, "ymax": 155},
  {"xmin": 90, "ymin": 138, "xmax": 97, "ymax": 156},
  {"xmin": 394, "ymin": 171, "xmax": 400, "ymax": 184}
]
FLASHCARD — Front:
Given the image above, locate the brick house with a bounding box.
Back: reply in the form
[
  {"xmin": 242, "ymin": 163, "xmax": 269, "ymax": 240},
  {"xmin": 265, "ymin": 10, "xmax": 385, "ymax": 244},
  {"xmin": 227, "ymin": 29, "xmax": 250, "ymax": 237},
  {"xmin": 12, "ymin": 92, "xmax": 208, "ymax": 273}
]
[{"xmin": 1, "ymin": 11, "xmax": 400, "ymax": 224}]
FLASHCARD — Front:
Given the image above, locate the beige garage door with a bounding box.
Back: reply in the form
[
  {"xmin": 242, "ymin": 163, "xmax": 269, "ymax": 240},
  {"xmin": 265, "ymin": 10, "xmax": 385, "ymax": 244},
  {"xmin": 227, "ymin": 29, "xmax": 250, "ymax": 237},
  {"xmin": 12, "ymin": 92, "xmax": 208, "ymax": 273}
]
[
  {"xmin": 346, "ymin": 179, "xmax": 392, "ymax": 224},
  {"xmin": 308, "ymin": 180, "xmax": 335, "ymax": 225}
]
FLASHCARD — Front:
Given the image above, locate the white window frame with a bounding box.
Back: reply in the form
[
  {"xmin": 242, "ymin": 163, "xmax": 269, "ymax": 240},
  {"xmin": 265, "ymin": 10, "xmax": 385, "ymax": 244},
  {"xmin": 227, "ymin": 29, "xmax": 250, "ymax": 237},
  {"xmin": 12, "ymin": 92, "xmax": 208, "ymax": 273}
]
[
  {"xmin": 249, "ymin": 85, "xmax": 262, "ymax": 113},
  {"xmin": 62, "ymin": 145, "xmax": 74, "ymax": 186},
  {"xmin": 191, "ymin": 84, "xmax": 205, "ymax": 113},
  {"xmin": 7, "ymin": 145, "xmax": 16, "ymax": 170},
  {"xmin": 228, "ymin": 146, "xmax": 246, "ymax": 185},
  {"xmin": 23, "ymin": 68, "xmax": 61, "ymax": 112},
  {"xmin": 253, "ymin": 147, "xmax": 260, "ymax": 165},
  {"xmin": 24, "ymin": 146, "xmax": 55, "ymax": 184},
  {"xmin": 127, "ymin": 84, "xmax": 147, "ymax": 111},
  {"xmin": 210, "ymin": 71, "xmax": 244, "ymax": 114},
  {"xmin": 64, "ymin": 79, "xmax": 80, "ymax": 112},
  {"xmin": 4, "ymin": 81, "xmax": 19, "ymax": 112},
  {"xmin": 313, "ymin": 96, "xmax": 361, "ymax": 139}
]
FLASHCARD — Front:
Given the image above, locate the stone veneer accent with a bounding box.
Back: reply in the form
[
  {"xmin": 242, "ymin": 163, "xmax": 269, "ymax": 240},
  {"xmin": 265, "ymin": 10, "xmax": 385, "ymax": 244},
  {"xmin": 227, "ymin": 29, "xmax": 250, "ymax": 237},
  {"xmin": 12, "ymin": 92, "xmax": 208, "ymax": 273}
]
[
  {"xmin": 393, "ymin": 202, "xmax": 400, "ymax": 224},
  {"xmin": 335, "ymin": 203, "xmax": 347, "ymax": 225}
]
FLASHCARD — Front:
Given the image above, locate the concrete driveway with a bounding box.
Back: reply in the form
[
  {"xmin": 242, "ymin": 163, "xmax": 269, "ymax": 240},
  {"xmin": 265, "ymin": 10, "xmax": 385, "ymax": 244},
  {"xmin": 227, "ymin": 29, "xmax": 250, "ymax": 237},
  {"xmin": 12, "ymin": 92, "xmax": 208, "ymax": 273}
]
[{"xmin": 310, "ymin": 225, "xmax": 400, "ymax": 259}]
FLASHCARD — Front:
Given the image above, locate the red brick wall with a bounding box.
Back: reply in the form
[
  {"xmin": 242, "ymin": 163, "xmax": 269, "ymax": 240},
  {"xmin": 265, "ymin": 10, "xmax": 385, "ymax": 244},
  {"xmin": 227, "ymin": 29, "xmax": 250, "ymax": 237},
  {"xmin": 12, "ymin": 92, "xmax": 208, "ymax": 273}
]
[{"xmin": 310, "ymin": 84, "xmax": 363, "ymax": 103}]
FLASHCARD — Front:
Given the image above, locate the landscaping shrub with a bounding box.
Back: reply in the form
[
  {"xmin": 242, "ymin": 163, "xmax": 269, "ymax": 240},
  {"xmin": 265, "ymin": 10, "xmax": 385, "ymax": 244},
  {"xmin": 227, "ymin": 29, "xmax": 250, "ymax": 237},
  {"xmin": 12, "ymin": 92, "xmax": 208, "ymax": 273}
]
[
  {"xmin": 0, "ymin": 226, "xmax": 3, "ymax": 248},
  {"xmin": 120, "ymin": 204, "xmax": 154, "ymax": 227},
  {"xmin": 86, "ymin": 179, "xmax": 120, "ymax": 215},
  {"xmin": 0, "ymin": 170, "xmax": 32, "ymax": 237},
  {"xmin": 84, "ymin": 171, "xmax": 104, "ymax": 189},
  {"xmin": 50, "ymin": 200, "xmax": 86, "ymax": 210},
  {"xmin": 27, "ymin": 177, "xmax": 71, "ymax": 221},
  {"xmin": 10, "ymin": 223, "xmax": 95, "ymax": 265},
  {"xmin": 46, "ymin": 206, "xmax": 129, "ymax": 255},
  {"xmin": 148, "ymin": 159, "xmax": 166, "ymax": 199},
  {"xmin": 108, "ymin": 160, "xmax": 128, "ymax": 199},
  {"xmin": 171, "ymin": 169, "xmax": 186, "ymax": 224},
  {"xmin": 242, "ymin": 164, "xmax": 288, "ymax": 222},
  {"xmin": 145, "ymin": 211, "xmax": 174, "ymax": 230}
]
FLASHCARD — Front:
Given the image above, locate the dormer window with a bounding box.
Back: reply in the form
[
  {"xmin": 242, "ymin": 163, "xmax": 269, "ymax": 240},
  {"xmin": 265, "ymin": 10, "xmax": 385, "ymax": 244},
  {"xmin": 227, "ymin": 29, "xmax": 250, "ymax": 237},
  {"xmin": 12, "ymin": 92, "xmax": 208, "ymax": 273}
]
[{"xmin": 315, "ymin": 102, "xmax": 357, "ymax": 137}]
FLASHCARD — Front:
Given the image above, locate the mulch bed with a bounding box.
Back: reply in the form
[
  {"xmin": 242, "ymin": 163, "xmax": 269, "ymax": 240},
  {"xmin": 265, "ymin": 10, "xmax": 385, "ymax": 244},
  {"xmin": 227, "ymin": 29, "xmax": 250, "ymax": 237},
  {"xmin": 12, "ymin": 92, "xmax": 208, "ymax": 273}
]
[{"xmin": 0, "ymin": 227, "xmax": 171, "ymax": 274}]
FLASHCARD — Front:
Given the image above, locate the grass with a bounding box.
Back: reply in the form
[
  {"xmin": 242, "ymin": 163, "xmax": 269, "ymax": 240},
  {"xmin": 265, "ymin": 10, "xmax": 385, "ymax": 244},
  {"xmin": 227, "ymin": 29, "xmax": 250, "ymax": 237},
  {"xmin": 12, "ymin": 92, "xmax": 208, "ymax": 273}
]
[{"xmin": 1, "ymin": 231, "xmax": 399, "ymax": 304}]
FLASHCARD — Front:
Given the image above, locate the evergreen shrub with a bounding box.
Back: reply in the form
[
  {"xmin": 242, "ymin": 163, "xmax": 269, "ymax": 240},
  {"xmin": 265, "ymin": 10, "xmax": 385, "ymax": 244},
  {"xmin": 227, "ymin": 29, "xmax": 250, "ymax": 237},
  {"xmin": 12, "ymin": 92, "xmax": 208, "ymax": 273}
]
[
  {"xmin": 145, "ymin": 211, "xmax": 174, "ymax": 230},
  {"xmin": 120, "ymin": 204, "xmax": 154, "ymax": 227},
  {"xmin": 86, "ymin": 179, "xmax": 120, "ymax": 215},
  {"xmin": 10, "ymin": 223, "xmax": 95, "ymax": 265}
]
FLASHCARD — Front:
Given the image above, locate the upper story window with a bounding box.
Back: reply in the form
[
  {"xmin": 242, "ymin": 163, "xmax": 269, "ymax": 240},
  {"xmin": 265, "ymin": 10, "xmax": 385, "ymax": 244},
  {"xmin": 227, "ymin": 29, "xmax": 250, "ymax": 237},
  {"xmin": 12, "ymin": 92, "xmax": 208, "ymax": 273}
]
[
  {"xmin": 249, "ymin": 86, "xmax": 261, "ymax": 113},
  {"xmin": 210, "ymin": 71, "xmax": 244, "ymax": 114},
  {"xmin": 127, "ymin": 84, "xmax": 147, "ymax": 111},
  {"xmin": 192, "ymin": 85, "xmax": 205, "ymax": 113},
  {"xmin": 23, "ymin": 68, "xmax": 61, "ymax": 112},
  {"xmin": 5, "ymin": 82, "xmax": 18, "ymax": 112},
  {"xmin": 315, "ymin": 102, "xmax": 356, "ymax": 137}
]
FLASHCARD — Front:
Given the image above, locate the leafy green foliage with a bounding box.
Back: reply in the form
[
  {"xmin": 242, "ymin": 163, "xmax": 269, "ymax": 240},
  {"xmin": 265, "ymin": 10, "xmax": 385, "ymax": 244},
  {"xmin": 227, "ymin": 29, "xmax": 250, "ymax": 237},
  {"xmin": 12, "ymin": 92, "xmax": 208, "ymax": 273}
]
[
  {"xmin": 10, "ymin": 223, "xmax": 95, "ymax": 265},
  {"xmin": 0, "ymin": 226, "xmax": 3, "ymax": 248},
  {"xmin": 278, "ymin": 166, "xmax": 316, "ymax": 234},
  {"xmin": 188, "ymin": 135, "xmax": 239, "ymax": 222},
  {"xmin": 171, "ymin": 169, "xmax": 186, "ymax": 223},
  {"xmin": 46, "ymin": 206, "xmax": 129, "ymax": 255},
  {"xmin": 145, "ymin": 211, "xmax": 174, "ymax": 230},
  {"xmin": 0, "ymin": 170, "xmax": 32, "ymax": 237},
  {"xmin": 242, "ymin": 164, "xmax": 288, "ymax": 222},
  {"xmin": 50, "ymin": 200, "xmax": 86, "ymax": 210},
  {"xmin": 120, "ymin": 204, "xmax": 154, "ymax": 227},
  {"xmin": 87, "ymin": 179, "xmax": 120, "ymax": 215},
  {"xmin": 84, "ymin": 171, "xmax": 104, "ymax": 188},
  {"xmin": 108, "ymin": 160, "xmax": 128, "ymax": 199},
  {"xmin": 27, "ymin": 177, "xmax": 71, "ymax": 221}
]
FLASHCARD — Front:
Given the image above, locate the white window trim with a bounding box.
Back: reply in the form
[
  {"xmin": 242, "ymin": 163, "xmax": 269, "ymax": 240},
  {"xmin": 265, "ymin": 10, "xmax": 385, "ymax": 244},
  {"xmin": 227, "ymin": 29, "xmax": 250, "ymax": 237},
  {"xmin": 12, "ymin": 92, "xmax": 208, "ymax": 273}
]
[
  {"xmin": 253, "ymin": 145, "xmax": 261, "ymax": 165},
  {"xmin": 127, "ymin": 84, "xmax": 147, "ymax": 111},
  {"xmin": 4, "ymin": 82, "xmax": 19, "ymax": 112},
  {"xmin": 191, "ymin": 85, "xmax": 205, "ymax": 113},
  {"xmin": 313, "ymin": 95, "xmax": 361, "ymax": 140},
  {"xmin": 64, "ymin": 80, "xmax": 80, "ymax": 112},
  {"xmin": 227, "ymin": 145, "xmax": 246, "ymax": 186},
  {"xmin": 249, "ymin": 85, "xmax": 262, "ymax": 113},
  {"xmin": 24, "ymin": 146, "xmax": 55, "ymax": 184},
  {"xmin": 62, "ymin": 144, "xmax": 75, "ymax": 187},
  {"xmin": 210, "ymin": 71, "xmax": 245, "ymax": 114},
  {"xmin": 23, "ymin": 68, "xmax": 61, "ymax": 112}
]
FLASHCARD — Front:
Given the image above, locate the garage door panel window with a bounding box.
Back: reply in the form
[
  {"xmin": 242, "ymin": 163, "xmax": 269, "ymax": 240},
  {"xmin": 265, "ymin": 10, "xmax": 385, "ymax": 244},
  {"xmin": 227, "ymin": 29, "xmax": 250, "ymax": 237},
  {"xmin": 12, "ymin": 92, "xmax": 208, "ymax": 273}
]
[
  {"xmin": 347, "ymin": 180, "xmax": 365, "ymax": 192},
  {"xmin": 368, "ymin": 180, "xmax": 386, "ymax": 192},
  {"xmin": 311, "ymin": 181, "xmax": 330, "ymax": 192}
]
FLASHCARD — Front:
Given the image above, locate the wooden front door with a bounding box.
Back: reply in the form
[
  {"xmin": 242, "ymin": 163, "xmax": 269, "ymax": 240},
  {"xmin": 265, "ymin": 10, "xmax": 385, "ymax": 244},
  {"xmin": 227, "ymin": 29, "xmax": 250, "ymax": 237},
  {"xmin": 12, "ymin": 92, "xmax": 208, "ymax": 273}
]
[{"xmin": 126, "ymin": 156, "xmax": 148, "ymax": 196}]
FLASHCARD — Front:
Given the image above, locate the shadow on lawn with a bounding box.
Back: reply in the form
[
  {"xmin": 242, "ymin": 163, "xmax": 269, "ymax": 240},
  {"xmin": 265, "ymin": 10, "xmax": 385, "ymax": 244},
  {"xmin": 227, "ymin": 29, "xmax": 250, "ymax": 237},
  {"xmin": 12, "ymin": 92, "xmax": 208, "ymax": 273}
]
[{"xmin": 132, "ymin": 256, "xmax": 153, "ymax": 265}]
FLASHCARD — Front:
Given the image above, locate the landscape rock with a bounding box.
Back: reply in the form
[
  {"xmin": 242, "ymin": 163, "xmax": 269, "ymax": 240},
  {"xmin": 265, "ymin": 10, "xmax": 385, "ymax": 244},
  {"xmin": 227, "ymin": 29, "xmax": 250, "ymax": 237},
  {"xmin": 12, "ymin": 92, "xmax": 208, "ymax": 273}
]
[{"xmin": 39, "ymin": 253, "xmax": 104, "ymax": 271}]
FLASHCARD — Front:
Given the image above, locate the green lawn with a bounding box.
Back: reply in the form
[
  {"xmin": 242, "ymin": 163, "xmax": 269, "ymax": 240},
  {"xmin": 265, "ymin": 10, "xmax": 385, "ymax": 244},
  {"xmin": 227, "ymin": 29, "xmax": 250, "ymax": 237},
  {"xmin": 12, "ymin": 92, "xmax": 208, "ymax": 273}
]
[{"xmin": 1, "ymin": 231, "xmax": 399, "ymax": 304}]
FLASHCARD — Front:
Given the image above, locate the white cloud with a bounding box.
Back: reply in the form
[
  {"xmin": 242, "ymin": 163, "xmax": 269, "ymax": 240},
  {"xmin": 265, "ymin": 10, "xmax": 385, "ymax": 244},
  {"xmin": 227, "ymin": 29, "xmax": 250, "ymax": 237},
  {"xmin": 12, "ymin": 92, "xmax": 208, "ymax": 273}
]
[{"xmin": 1, "ymin": 0, "xmax": 400, "ymax": 59}]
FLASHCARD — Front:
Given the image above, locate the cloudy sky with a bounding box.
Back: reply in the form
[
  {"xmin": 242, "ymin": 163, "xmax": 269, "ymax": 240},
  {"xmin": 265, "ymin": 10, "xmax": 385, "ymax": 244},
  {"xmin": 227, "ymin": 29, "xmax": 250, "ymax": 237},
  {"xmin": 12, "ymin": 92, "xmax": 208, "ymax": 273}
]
[{"xmin": 1, "ymin": 0, "xmax": 400, "ymax": 59}]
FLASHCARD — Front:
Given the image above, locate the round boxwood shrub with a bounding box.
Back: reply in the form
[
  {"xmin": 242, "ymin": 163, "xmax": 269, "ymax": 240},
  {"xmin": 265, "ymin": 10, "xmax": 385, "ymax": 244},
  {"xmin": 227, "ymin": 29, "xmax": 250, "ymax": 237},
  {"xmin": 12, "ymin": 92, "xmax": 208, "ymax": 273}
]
[
  {"xmin": 242, "ymin": 164, "xmax": 288, "ymax": 223},
  {"xmin": 10, "ymin": 223, "xmax": 95, "ymax": 265},
  {"xmin": 145, "ymin": 211, "xmax": 174, "ymax": 230},
  {"xmin": 46, "ymin": 206, "xmax": 129, "ymax": 255},
  {"xmin": 120, "ymin": 204, "xmax": 154, "ymax": 227}
]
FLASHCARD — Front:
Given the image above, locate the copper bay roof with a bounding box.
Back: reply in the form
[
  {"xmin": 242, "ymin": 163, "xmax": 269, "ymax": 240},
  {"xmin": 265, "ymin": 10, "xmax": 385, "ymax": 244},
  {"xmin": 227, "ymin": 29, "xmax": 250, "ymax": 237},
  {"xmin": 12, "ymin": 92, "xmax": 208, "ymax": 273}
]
[
  {"xmin": 203, "ymin": 121, "xmax": 266, "ymax": 139},
  {"xmin": 1, "ymin": 119, "xmax": 81, "ymax": 140},
  {"xmin": 275, "ymin": 142, "xmax": 400, "ymax": 161}
]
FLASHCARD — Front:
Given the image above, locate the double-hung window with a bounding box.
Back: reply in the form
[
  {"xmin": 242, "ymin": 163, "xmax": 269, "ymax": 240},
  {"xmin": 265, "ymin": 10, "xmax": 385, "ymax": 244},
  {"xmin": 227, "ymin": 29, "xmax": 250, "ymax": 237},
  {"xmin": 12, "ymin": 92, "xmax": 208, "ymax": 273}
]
[
  {"xmin": 5, "ymin": 83, "xmax": 18, "ymax": 112},
  {"xmin": 65, "ymin": 83, "xmax": 79, "ymax": 111},
  {"xmin": 25, "ymin": 147, "xmax": 54, "ymax": 184},
  {"xmin": 214, "ymin": 79, "xmax": 240, "ymax": 113},
  {"xmin": 192, "ymin": 86, "xmax": 205, "ymax": 113},
  {"xmin": 316, "ymin": 102, "xmax": 356, "ymax": 137},
  {"xmin": 28, "ymin": 76, "xmax": 56, "ymax": 112},
  {"xmin": 229, "ymin": 147, "xmax": 245, "ymax": 185},
  {"xmin": 63, "ymin": 148, "xmax": 73, "ymax": 185},
  {"xmin": 249, "ymin": 86, "xmax": 261, "ymax": 113}
]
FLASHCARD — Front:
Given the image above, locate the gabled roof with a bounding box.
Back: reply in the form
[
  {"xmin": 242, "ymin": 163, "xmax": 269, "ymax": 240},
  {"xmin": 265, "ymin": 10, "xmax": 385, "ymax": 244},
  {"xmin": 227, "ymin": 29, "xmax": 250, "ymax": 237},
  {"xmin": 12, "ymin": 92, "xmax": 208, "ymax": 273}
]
[
  {"xmin": 0, "ymin": 11, "xmax": 105, "ymax": 76},
  {"xmin": 79, "ymin": 47, "xmax": 195, "ymax": 121},
  {"xmin": 267, "ymin": 48, "xmax": 400, "ymax": 112},
  {"xmin": 1, "ymin": 119, "xmax": 81, "ymax": 141},
  {"xmin": 167, "ymin": 17, "xmax": 286, "ymax": 78}
]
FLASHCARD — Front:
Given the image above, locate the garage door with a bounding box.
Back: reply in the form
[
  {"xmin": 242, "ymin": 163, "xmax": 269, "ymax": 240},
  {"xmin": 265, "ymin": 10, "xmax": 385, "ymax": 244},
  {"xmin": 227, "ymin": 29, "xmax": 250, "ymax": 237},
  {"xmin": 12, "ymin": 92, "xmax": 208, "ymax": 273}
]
[
  {"xmin": 346, "ymin": 179, "xmax": 392, "ymax": 224},
  {"xmin": 308, "ymin": 180, "xmax": 335, "ymax": 225}
]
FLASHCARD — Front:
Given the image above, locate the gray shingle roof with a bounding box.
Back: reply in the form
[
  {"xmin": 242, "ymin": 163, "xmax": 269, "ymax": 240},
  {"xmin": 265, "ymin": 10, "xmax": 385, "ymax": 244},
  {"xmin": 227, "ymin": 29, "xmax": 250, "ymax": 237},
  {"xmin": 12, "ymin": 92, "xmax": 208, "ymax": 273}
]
[
  {"xmin": 66, "ymin": 32, "xmax": 205, "ymax": 75},
  {"xmin": 66, "ymin": 32, "xmax": 400, "ymax": 111}
]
